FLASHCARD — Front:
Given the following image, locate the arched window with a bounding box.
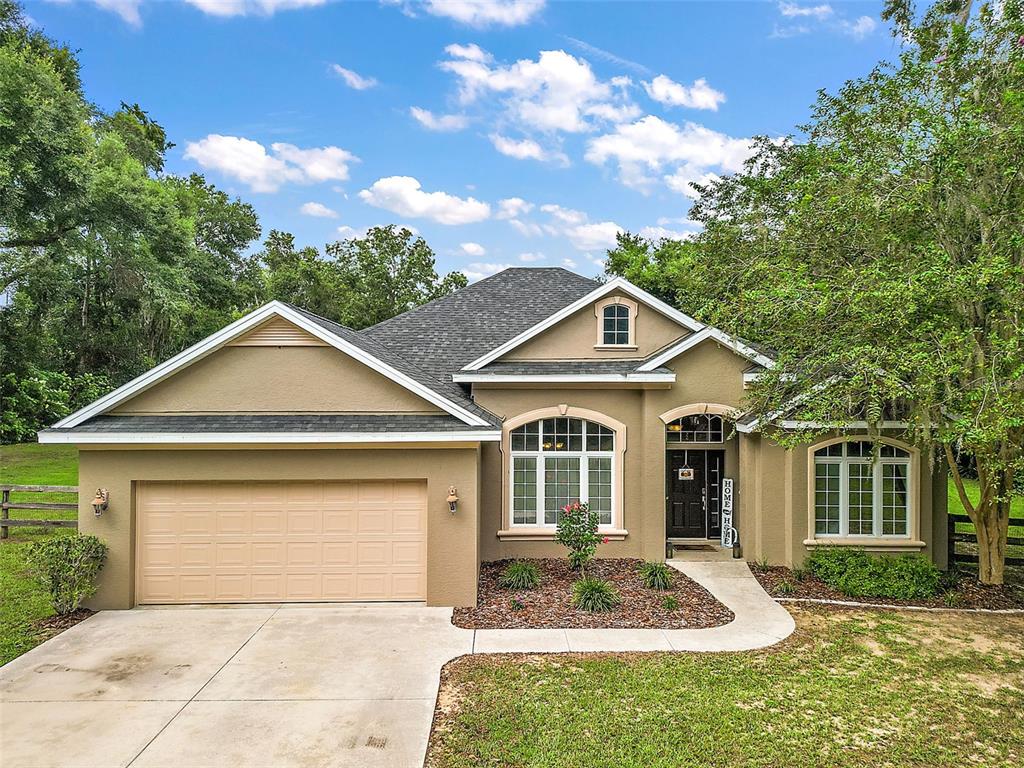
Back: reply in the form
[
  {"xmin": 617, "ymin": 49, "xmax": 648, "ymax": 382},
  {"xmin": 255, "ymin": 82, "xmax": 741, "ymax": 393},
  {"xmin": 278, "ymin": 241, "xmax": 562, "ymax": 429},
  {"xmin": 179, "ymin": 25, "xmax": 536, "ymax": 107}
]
[
  {"xmin": 510, "ymin": 417, "xmax": 615, "ymax": 527},
  {"xmin": 602, "ymin": 304, "xmax": 630, "ymax": 346},
  {"xmin": 666, "ymin": 414, "xmax": 724, "ymax": 443},
  {"xmin": 813, "ymin": 440, "xmax": 911, "ymax": 538}
]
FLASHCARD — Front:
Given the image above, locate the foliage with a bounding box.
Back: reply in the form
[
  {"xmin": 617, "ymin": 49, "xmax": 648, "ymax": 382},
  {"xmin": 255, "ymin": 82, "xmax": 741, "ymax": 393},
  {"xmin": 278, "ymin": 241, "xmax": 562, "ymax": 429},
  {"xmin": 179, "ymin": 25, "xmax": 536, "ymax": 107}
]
[
  {"xmin": 804, "ymin": 547, "xmax": 942, "ymax": 599},
  {"xmin": 554, "ymin": 501, "xmax": 607, "ymax": 574},
  {"xmin": 606, "ymin": 0, "xmax": 1024, "ymax": 584},
  {"xmin": 776, "ymin": 579, "xmax": 798, "ymax": 597},
  {"xmin": 570, "ymin": 577, "xmax": 621, "ymax": 612},
  {"xmin": 499, "ymin": 561, "xmax": 541, "ymax": 590},
  {"xmin": 1, "ymin": 369, "xmax": 110, "ymax": 443},
  {"xmin": 28, "ymin": 535, "xmax": 108, "ymax": 615},
  {"xmin": 661, "ymin": 594, "xmax": 680, "ymax": 611},
  {"xmin": 509, "ymin": 596, "xmax": 525, "ymax": 612},
  {"xmin": 639, "ymin": 561, "xmax": 673, "ymax": 590}
]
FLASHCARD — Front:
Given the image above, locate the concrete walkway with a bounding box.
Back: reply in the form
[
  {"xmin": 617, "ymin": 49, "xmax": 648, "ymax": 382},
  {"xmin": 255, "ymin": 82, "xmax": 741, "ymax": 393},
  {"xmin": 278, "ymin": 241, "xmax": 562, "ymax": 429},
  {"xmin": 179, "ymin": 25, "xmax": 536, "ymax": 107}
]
[
  {"xmin": 472, "ymin": 559, "xmax": 796, "ymax": 653},
  {"xmin": 1, "ymin": 562, "xmax": 793, "ymax": 768}
]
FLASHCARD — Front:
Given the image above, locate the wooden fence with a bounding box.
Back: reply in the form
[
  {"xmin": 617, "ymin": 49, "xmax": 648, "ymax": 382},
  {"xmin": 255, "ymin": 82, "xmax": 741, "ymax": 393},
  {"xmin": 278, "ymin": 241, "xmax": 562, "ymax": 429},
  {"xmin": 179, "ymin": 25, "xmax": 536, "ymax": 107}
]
[
  {"xmin": 947, "ymin": 513, "xmax": 1024, "ymax": 568},
  {"xmin": 0, "ymin": 485, "xmax": 78, "ymax": 538}
]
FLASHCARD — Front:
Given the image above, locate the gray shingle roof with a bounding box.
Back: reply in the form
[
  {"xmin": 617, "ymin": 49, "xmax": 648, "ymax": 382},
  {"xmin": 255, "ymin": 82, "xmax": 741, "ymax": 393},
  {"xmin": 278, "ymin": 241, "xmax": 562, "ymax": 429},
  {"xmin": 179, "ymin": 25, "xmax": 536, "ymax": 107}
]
[
  {"xmin": 362, "ymin": 268, "xmax": 600, "ymax": 384},
  {"xmin": 43, "ymin": 414, "xmax": 485, "ymax": 434}
]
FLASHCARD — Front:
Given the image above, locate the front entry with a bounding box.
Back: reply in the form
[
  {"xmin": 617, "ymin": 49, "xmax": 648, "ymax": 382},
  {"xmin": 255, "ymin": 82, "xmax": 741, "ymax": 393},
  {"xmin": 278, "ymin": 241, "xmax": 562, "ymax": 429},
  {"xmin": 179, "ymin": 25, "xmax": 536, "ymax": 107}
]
[{"xmin": 666, "ymin": 449, "xmax": 724, "ymax": 539}]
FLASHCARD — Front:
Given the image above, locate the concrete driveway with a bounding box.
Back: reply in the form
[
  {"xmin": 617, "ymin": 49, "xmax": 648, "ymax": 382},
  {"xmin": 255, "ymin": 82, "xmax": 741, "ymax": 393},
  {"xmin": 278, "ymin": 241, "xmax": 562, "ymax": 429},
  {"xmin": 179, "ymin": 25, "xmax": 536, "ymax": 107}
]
[{"xmin": 0, "ymin": 605, "xmax": 472, "ymax": 768}]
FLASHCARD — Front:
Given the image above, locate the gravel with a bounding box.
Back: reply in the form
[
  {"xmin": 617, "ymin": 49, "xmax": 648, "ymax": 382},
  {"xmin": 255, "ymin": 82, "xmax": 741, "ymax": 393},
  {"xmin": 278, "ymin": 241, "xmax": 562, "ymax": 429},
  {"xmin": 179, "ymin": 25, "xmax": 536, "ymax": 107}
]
[{"xmin": 453, "ymin": 558, "xmax": 734, "ymax": 629}]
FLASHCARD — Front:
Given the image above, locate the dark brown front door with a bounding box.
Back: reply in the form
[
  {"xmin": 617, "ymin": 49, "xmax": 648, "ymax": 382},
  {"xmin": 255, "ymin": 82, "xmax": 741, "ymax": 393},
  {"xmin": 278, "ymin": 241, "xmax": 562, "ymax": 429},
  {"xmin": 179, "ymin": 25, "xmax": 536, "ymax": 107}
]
[{"xmin": 666, "ymin": 450, "xmax": 724, "ymax": 539}]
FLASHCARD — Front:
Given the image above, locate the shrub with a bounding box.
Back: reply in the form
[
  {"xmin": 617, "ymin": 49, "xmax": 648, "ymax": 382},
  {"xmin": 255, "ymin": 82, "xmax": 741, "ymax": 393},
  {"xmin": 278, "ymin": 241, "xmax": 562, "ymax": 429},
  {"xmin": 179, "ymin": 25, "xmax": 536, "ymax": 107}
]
[
  {"xmin": 776, "ymin": 579, "xmax": 798, "ymax": 596},
  {"xmin": 571, "ymin": 577, "xmax": 621, "ymax": 612},
  {"xmin": 639, "ymin": 561, "xmax": 672, "ymax": 590},
  {"xmin": 29, "ymin": 535, "xmax": 108, "ymax": 615},
  {"xmin": 499, "ymin": 561, "xmax": 540, "ymax": 590},
  {"xmin": 555, "ymin": 501, "xmax": 606, "ymax": 575},
  {"xmin": 509, "ymin": 596, "xmax": 526, "ymax": 611},
  {"xmin": 804, "ymin": 547, "xmax": 941, "ymax": 600},
  {"xmin": 661, "ymin": 594, "xmax": 680, "ymax": 611}
]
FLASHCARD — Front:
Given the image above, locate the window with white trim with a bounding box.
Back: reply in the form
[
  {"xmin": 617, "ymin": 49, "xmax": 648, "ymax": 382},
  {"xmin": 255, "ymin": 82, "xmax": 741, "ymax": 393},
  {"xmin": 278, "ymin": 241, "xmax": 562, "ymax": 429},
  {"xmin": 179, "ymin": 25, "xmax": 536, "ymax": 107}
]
[
  {"xmin": 813, "ymin": 441, "xmax": 911, "ymax": 537},
  {"xmin": 510, "ymin": 418, "xmax": 615, "ymax": 526},
  {"xmin": 601, "ymin": 304, "xmax": 630, "ymax": 345}
]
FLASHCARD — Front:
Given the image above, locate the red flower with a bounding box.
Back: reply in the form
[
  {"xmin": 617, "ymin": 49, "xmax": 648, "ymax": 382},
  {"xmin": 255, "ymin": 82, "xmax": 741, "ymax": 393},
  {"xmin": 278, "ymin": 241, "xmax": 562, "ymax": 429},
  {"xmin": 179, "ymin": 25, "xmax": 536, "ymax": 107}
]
[{"xmin": 602, "ymin": 537, "xmax": 610, "ymax": 544}]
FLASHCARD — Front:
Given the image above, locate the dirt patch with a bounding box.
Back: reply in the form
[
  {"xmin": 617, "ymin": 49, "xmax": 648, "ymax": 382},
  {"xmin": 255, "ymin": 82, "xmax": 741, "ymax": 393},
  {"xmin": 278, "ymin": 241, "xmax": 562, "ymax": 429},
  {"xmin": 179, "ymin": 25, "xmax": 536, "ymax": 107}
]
[
  {"xmin": 453, "ymin": 558, "xmax": 733, "ymax": 629},
  {"xmin": 32, "ymin": 609, "xmax": 93, "ymax": 644},
  {"xmin": 751, "ymin": 564, "xmax": 1024, "ymax": 611}
]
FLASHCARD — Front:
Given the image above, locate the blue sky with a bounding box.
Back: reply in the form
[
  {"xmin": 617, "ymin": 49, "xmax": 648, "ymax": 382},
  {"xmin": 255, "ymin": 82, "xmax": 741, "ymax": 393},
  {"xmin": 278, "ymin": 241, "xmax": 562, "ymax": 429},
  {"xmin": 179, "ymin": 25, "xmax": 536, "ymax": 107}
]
[{"xmin": 31, "ymin": 0, "xmax": 901, "ymax": 280}]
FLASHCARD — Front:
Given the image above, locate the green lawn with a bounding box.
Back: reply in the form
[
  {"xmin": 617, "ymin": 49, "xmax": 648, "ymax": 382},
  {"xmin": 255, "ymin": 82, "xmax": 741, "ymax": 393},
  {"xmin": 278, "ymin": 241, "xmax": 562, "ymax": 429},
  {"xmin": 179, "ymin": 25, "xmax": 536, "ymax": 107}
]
[
  {"xmin": 948, "ymin": 477, "xmax": 1024, "ymax": 565},
  {"xmin": 428, "ymin": 609, "xmax": 1024, "ymax": 768},
  {"xmin": 0, "ymin": 443, "xmax": 79, "ymax": 665}
]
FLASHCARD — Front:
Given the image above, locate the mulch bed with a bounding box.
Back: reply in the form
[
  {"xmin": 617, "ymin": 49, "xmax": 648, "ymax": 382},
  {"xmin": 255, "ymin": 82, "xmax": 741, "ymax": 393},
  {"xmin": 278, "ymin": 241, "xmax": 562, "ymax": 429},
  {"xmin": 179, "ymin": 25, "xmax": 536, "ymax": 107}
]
[
  {"xmin": 452, "ymin": 558, "xmax": 734, "ymax": 629},
  {"xmin": 750, "ymin": 564, "xmax": 1024, "ymax": 611},
  {"xmin": 32, "ymin": 609, "xmax": 94, "ymax": 642}
]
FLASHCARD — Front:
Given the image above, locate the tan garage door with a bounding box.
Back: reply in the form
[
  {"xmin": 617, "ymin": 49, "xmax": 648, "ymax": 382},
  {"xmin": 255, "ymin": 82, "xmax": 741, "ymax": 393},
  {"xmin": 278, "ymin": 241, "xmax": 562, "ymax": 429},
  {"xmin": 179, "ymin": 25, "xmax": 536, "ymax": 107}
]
[{"xmin": 136, "ymin": 480, "xmax": 426, "ymax": 604}]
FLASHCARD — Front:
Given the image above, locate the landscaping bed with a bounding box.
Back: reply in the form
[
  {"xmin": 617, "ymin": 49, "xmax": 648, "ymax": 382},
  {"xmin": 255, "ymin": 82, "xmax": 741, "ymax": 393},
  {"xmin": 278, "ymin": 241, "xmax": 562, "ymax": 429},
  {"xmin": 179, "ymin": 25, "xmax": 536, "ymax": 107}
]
[
  {"xmin": 452, "ymin": 558, "xmax": 733, "ymax": 629},
  {"xmin": 751, "ymin": 563, "xmax": 1024, "ymax": 611}
]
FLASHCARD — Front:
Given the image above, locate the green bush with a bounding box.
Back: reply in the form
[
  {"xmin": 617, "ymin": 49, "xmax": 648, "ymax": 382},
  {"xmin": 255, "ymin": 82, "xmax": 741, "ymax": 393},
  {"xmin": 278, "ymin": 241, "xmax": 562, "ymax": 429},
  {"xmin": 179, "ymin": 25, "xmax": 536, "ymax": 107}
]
[
  {"xmin": 1, "ymin": 369, "xmax": 111, "ymax": 444},
  {"xmin": 661, "ymin": 594, "xmax": 680, "ymax": 611},
  {"xmin": 555, "ymin": 501, "xmax": 605, "ymax": 574},
  {"xmin": 571, "ymin": 578, "xmax": 621, "ymax": 612},
  {"xmin": 29, "ymin": 535, "xmax": 108, "ymax": 614},
  {"xmin": 776, "ymin": 579, "xmax": 798, "ymax": 596},
  {"xmin": 499, "ymin": 561, "xmax": 541, "ymax": 590},
  {"xmin": 804, "ymin": 547, "xmax": 941, "ymax": 600},
  {"xmin": 639, "ymin": 561, "xmax": 672, "ymax": 590}
]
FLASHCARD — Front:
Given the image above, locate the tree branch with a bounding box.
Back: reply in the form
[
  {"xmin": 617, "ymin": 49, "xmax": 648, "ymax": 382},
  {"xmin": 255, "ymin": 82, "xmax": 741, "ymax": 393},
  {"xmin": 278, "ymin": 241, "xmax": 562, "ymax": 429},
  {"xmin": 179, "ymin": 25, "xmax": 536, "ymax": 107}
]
[{"xmin": 944, "ymin": 442, "xmax": 976, "ymax": 519}]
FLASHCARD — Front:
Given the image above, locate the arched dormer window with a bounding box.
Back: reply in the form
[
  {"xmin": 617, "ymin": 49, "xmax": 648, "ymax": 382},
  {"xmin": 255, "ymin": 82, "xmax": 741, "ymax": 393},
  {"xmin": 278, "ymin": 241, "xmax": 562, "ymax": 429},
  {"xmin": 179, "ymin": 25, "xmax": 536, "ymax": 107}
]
[{"xmin": 595, "ymin": 296, "xmax": 638, "ymax": 348}]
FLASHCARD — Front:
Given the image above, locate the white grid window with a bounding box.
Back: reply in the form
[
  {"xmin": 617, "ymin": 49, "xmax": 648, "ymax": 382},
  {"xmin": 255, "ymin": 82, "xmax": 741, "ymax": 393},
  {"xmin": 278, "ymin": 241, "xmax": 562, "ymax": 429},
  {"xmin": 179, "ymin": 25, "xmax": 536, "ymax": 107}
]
[
  {"xmin": 813, "ymin": 441, "xmax": 911, "ymax": 539},
  {"xmin": 509, "ymin": 418, "xmax": 615, "ymax": 528},
  {"xmin": 602, "ymin": 304, "xmax": 630, "ymax": 345}
]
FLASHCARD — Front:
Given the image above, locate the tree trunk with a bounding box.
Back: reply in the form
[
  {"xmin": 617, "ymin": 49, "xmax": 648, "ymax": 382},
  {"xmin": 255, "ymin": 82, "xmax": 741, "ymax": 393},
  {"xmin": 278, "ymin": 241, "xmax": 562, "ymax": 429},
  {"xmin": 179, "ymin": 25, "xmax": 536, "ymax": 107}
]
[{"xmin": 944, "ymin": 445, "xmax": 1009, "ymax": 585}]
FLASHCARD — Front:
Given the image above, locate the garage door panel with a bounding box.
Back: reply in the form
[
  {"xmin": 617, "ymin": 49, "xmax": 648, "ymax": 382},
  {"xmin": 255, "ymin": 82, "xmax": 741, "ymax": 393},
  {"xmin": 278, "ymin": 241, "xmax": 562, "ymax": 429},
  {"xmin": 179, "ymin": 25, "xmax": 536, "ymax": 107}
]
[{"xmin": 136, "ymin": 480, "xmax": 426, "ymax": 604}]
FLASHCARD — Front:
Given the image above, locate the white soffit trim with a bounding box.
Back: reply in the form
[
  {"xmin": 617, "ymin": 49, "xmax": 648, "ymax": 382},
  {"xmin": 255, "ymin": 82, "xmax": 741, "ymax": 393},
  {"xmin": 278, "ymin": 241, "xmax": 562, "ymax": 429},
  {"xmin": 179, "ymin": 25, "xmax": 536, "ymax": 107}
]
[
  {"xmin": 37, "ymin": 430, "xmax": 503, "ymax": 444},
  {"xmin": 52, "ymin": 301, "xmax": 490, "ymax": 429},
  {"xmin": 452, "ymin": 373, "xmax": 676, "ymax": 383},
  {"xmin": 461, "ymin": 277, "xmax": 705, "ymax": 371},
  {"xmin": 637, "ymin": 327, "xmax": 775, "ymax": 372}
]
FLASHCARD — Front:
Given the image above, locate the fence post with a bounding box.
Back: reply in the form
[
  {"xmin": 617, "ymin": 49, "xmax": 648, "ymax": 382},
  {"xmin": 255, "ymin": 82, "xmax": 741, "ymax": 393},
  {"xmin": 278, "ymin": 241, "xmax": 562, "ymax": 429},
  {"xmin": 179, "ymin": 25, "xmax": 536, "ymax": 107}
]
[
  {"xmin": 1, "ymin": 487, "xmax": 9, "ymax": 540},
  {"xmin": 947, "ymin": 512, "xmax": 955, "ymax": 571}
]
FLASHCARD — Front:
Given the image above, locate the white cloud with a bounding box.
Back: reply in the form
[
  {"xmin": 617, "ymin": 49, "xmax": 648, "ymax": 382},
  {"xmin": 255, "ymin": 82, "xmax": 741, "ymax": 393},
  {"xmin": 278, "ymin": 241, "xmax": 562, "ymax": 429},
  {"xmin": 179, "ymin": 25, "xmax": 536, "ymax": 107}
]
[
  {"xmin": 462, "ymin": 262, "xmax": 519, "ymax": 281},
  {"xmin": 639, "ymin": 225, "xmax": 696, "ymax": 242},
  {"xmin": 539, "ymin": 204, "xmax": 623, "ymax": 251},
  {"xmin": 184, "ymin": 0, "xmax": 326, "ymax": 17},
  {"xmin": 460, "ymin": 242, "xmax": 486, "ymax": 256},
  {"xmin": 540, "ymin": 203, "xmax": 587, "ymax": 226},
  {"xmin": 643, "ymin": 75, "xmax": 725, "ymax": 111},
  {"xmin": 410, "ymin": 107, "xmax": 469, "ymax": 131},
  {"xmin": 336, "ymin": 225, "xmax": 362, "ymax": 238},
  {"xmin": 585, "ymin": 115, "xmax": 755, "ymax": 193},
  {"xmin": 508, "ymin": 219, "xmax": 543, "ymax": 237},
  {"xmin": 419, "ymin": 0, "xmax": 545, "ymax": 27},
  {"xmin": 300, "ymin": 202, "xmax": 338, "ymax": 218},
  {"xmin": 358, "ymin": 176, "xmax": 491, "ymax": 225},
  {"xmin": 330, "ymin": 64, "xmax": 378, "ymax": 90},
  {"xmin": 489, "ymin": 134, "xmax": 567, "ymax": 164},
  {"xmin": 184, "ymin": 135, "xmax": 358, "ymax": 193},
  {"xmin": 444, "ymin": 43, "xmax": 493, "ymax": 62},
  {"xmin": 562, "ymin": 36, "xmax": 652, "ymax": 76},
  {"xmin": 496, "ymin": 197, "xmax": 534, "ymax": 219},
  {"xmin": 93, "ymin": 0, "xmax": 142, "ymax": 26},
  {"xmin": 840, "ymin": 15, "xmax": 877, "ymax": 40},
  {"xmin": 770, "ymin": 23, "xmax": 811, "ymax": 38},
  {"xmin": 439, "ymin": 46, "xmax": 639, "ymax": 135},
  {"xmin": 778, "ymin": 2, "xmax": 833, "ymax": 19},
  {"xmin": 664, "ymin": 165, "xmax": 721, "ymax": 199},
  {"xmin": 518, "ymin": 252, "xmax": 545, "ymax": 262},
  {"xmin": 562, "ymin": 257, "xmax": 577, "ymax": 269}
]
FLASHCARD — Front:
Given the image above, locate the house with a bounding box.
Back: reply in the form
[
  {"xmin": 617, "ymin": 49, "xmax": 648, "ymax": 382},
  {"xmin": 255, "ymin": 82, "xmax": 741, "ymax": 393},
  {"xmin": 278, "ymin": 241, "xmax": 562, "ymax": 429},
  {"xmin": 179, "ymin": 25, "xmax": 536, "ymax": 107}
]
[{"xmin": 39, "ymin": 268, "xmax": 948, "ymax": 609}]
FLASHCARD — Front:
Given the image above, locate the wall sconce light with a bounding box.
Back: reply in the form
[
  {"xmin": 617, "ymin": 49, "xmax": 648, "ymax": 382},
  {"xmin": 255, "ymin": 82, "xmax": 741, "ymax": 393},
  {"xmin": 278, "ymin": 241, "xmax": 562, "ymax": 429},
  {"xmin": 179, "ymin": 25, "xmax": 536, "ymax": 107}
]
[
  {"xmin": 91, "ymin": 488, "xmax": 109, "ymax": 516},
  {"xmin": 446, "ymin": 486, "xmax": 459, "ymax": 514}
]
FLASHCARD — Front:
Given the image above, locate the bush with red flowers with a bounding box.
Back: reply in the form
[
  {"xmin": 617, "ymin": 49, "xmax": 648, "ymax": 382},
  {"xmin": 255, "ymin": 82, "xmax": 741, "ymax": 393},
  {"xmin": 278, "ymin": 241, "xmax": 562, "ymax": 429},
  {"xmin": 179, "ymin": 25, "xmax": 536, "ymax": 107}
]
[{"xmin": 554, "ymin": 501, "xmax": 604, "ymax": 576}]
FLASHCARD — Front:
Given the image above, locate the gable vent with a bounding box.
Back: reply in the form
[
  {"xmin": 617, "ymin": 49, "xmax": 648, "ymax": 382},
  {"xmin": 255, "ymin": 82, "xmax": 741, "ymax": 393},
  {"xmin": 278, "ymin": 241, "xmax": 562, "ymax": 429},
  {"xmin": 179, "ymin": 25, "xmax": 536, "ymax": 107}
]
[{"xmin": 229, "ymin": 316, "xmax": 328, "ymax": 347}]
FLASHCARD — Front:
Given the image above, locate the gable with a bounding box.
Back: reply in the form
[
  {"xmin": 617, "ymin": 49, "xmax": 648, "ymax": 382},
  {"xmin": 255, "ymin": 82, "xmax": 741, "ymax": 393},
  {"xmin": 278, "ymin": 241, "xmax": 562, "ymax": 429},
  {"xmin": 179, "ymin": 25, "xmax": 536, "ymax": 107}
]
[
  {"xmin": 502, "ymin": 293, "xmax": 690, "ymax": 362},
  {"xmin": 229, "ymin": 316, "xmax": 328, "ymax": 347},
  {"xmin": 111, "ymin": 344, "xmax": 445, "ymax": 415},
  {"xmin": 657, "ymin": 338, "xmax": 752, "ymax": 409}
]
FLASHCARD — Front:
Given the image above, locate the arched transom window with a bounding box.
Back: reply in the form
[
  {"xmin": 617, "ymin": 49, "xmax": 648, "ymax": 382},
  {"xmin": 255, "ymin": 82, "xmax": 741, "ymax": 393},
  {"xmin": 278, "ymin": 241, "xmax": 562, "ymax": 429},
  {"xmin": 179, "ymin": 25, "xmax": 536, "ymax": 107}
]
[
  {"xmin": 813, "ymin": 441, "xmax": 911, "ymax": 538},
  {"xmin": 666, "ymin": 414, "xmax": 724, "ymax": 443},
  {"xmin": 510, "ymin": 418, "xmax": 614, "ymax": 527}
]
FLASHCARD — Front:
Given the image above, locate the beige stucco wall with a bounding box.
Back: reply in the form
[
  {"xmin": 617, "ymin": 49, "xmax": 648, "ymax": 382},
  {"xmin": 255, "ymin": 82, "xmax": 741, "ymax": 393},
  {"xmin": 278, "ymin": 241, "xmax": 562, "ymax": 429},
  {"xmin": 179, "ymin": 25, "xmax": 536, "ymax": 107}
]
[
  {"xmin": 504, "ymin": 294, "xmax": 689, "ymax": 361},
  {"xmin": 111, "ymin": 346, "xmax": 443, "ymax": 415},
  {"xmin": 77, "ymin": 446, "xmax": 480, "ymax": 609}
]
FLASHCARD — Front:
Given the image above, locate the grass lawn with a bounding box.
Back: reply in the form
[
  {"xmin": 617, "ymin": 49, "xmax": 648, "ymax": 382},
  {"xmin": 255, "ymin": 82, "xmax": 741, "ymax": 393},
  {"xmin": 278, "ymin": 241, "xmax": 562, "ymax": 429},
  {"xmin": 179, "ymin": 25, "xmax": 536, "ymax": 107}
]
[
  {"xmin": 949, "ymin": 477, "xmax": 1024, "ymax": 568},
  {"xmin": 0, "ymin": 443, "xmax": 79, "ymax": 665},
  {"xmin": 428, "ymin": 608, "xmax": 1024, "ymax": 768}
]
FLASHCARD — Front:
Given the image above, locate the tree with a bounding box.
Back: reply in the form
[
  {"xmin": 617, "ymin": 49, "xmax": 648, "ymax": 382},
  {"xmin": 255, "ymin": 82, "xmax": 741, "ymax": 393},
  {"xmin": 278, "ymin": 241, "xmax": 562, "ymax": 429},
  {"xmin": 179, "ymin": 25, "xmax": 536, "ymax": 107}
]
[
  {"xmin": 608, "ymin": 0, "xmax": 1023, "ymax": 584},
  {"xmin": 326, "ymin": 225, "xmax": 467, "ymax": 328}
]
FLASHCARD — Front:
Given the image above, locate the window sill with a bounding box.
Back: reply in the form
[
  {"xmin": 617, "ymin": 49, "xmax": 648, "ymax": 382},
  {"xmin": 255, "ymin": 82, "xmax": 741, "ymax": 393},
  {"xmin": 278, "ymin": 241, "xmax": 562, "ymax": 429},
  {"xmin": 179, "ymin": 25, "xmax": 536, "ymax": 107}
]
[
  {"xmin": 803, "ymin": 538, "xmax": 926, "ymax": 550},
  {"xmin": 498, "ymin": 528, "xmax": 629, "ymax": 542},
  {"xmin": 593, "ymin": 344, "xmax": 638, "ymax": 350}
]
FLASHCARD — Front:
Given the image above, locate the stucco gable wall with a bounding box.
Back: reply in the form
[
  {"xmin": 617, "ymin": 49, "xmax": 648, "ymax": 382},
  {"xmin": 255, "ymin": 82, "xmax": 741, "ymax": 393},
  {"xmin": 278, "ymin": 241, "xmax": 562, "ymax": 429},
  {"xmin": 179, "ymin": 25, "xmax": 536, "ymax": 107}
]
[
  {"xmin": 502, "ymin": 294, "xmax": 689, "ymax": 361},
  {"xmin": 111, "ymin": 345, "xmax": 444, "ymax": 415}
]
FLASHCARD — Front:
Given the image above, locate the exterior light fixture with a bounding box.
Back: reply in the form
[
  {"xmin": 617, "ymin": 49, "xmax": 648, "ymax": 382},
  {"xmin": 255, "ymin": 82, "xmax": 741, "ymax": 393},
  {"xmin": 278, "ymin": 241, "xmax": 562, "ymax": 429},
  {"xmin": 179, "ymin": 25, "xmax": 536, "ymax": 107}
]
[
  {"xmin": 446, "ymin": 486, "xmax": 459, "ymax": 514},
  {"xmin": 91, "ymin": 488, "xmax": 109, "ymax": 516}
]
